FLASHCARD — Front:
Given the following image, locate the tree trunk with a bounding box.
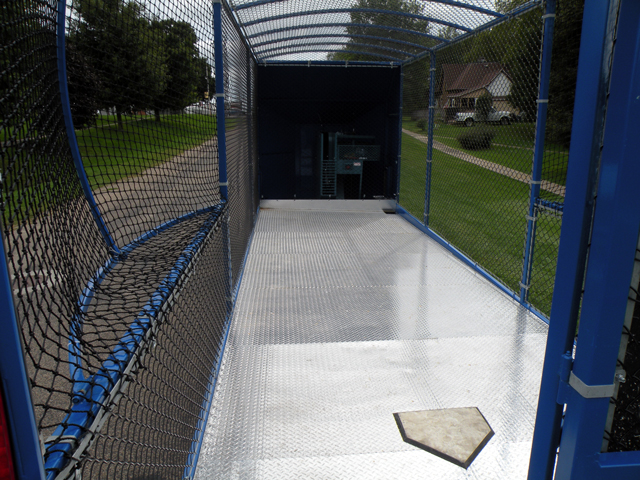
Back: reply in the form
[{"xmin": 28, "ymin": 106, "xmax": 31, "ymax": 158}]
[{"xmin": 116, "ymin": 107, "xmax": 123, "ymax": 131}]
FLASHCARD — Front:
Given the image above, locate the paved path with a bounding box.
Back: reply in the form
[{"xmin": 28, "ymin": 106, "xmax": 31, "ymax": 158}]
[{"xmin": 402, "ymin": 129, "xmax": 565, "ymax": 197}]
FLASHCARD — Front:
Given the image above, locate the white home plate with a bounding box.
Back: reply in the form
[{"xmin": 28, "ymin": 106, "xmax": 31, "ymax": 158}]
[{"xmin": 394, "ymin": 407, "xmax": 494, "ymax": 469}]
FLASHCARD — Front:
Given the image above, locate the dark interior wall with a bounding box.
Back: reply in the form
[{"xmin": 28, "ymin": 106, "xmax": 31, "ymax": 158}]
[{"xmin": 257, "ymin": 65, "xmax": 401, "ymax": 200}]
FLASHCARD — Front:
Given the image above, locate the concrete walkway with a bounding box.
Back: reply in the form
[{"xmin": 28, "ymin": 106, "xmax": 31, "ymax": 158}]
[{"xmin": 402, "ymin": 129, "xmax": 565, "ymax": 197}]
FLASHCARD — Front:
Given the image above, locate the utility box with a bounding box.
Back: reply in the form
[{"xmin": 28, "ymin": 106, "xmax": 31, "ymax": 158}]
[
  {"xmin": 319, "ymin": 133, "xmax": 380, "ymax": 199},
  {"xmin": 257, "ymin": 64, "xmax": 401, "ymax": 200}
]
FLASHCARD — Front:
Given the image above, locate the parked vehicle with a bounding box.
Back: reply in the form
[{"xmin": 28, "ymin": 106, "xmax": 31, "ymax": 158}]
[
  {"xmin": 185, "ymin": 101, "xmax": 216, "ymax": 115},
  {"xmin": 455, "ymin": 107, "xmax": 512, "ymax": 126}
]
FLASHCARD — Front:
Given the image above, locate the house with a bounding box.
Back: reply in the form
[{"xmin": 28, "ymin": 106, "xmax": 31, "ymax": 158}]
[{"xmin": 437, "ymin": 61, "xmax": 515, "ymax": 122}]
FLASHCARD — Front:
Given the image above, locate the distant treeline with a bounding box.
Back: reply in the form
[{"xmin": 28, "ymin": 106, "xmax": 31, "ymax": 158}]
[{"xmin": 66, "ymin": 0, "xmax": 214, "ymax": 129}]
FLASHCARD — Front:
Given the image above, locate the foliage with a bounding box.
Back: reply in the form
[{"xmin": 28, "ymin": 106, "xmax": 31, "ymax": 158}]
[
  {"xmin": 416, "ymin": 118, "xmax": 426, "ymax": 131},
  {"xmin": 546, "ymin": 0, "xmax": 584, "ymax": 148},
  {"xmin": 70, "ymin": 0, "xmax": 169, "ymax": 129},
  {"xmin": 0, "ymin": 0, "xmax": 56, "ymax": 139},
  {"xmin": 457, "ymin": 126, "xmax": 496, "ymax": 150},
  {"xmin": 66, "ymin": 38, "xmax": 102, "ymax": 128},
  {"xmin": 459, "ymin": 0, "xmax": 584, "ymax": 147},
  {"xmin": 151, "ymin": 20, "xmax": 209, "ymax": 121},
  {"xmin": 329, "ymin": 0, "xmax": 434, "ymax": 62},
  {"xmin": 475, "ymin": 92, "xmax": 493, "ymax": 122}
]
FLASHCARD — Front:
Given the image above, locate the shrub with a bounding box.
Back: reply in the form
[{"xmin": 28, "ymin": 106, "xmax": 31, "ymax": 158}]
[
  {"xmin": 416, "ymin": 118, "xmax": 427, "ymax": 131},
  {"xmin": 457, "ymin": 127, "xmax": 496, "ymax": 150}
]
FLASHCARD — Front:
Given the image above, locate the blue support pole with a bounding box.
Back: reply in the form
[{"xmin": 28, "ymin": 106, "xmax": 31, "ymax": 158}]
[
  {"xmin": 424, "ymin": 52, "xmax": 435, "ymax": 226},
  {"xmin": 520, "ymin": 0, "xmax": 556, "ymax": 302},
  {"xmin": 527, "ymin": 0, "xmax": 617, "ymax": 478},
  {"xmin": 213, "ymin": 0, "xmax": 228, "ymax": 200},
  {"xmin": 0, "ymin": 231, "xmax": 45, "ymax": 479},
  {"xmin": 56, "ymin": 0, "xmax": 119, "ymax": 255},
  {"xmin": 554, "ymin": 0, "xmax": 640, "ymax": 476},
  {"xmin": 395, "ymin": 66, "xmax": 403, "ymax": 202}
]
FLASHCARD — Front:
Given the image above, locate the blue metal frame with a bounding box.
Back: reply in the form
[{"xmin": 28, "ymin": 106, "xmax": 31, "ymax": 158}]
[
  {"xmin": 214, "ymin": 0, "xmax": 229, "ymax": 200},
  {"xmin": 44, "ymin": 203, "xmax": 227, "ymax": 478},
  {"xmin": 252, "ymin": 33, "xmax": 430, "ymax": 53},
  {"xmin": 527, "ymin": 0, "xmax": 620, "ymax": 478},
  {"xmin": 412, "ymin": 1, "xmax": 543, "ymax": 61},
  {"xmin": 183, "ymin": 204, "xmax": 260, "ymax": 479},
  {"xmin": 56, "ymin": 0, "xmax": 119, "ymax": 255},
  {"xmin": 553, "ymin": 0, "xmax": 640, "ymax": 476},
  {"xmin": 0, "ymin": 237, "xmax": 45, "ymax": 480},
  {"xmin": 261, "ymin": 48, "xmax": 402, "ymax": 62},
  {"xmin": 396, "ymin": 205, "xmax": 549, "ymax": 323},
  {"xmin": 235, "ymin": 0, "xmax": 502, "ymax": 18},
  {"xmin": 247, "ymin": 23, "xmax": 449, "ymax": 43},
  {"xmin": 256, "ymin": 42, "xmax": 418, "ymax": 60},
  {"xmin": 423, "ymin": 51, "xmax": 435, "ymax": 227},
  {"xmin": 395, "ymin": 65, "xmax": 404, "ymax": 202},
  {"xmin": 260, "ymin": 60, "xmax": 399, "ymax": 66},
  {"xmin": 520, "ymin": 0, "xmax": 556, "ymax": 302},
  {"xmin": 241, "ymin": 8, "xmax": 474, "ymax": 32},
  {"xmin": 67, "ymin": 204, "xmax": 224, "ymax": 391}
]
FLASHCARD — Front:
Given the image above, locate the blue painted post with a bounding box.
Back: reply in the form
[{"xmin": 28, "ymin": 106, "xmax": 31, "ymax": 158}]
[
  {"xmin": 554, "ymin": 1, "xmax": 640, "ymax": 477},
  {"xmin": 527, "ymin": 0, "xmax": 616, "ymax": 478},
  {"xmin": 395, "ymin": 65, "xmax": 403, "ymax": 202},
  {"xmin": 423, "ymin": 51, "xmax": 435, "ymax": 226},
  {"xmin": 520, "ymin": 0, "xmax": 556, "ymax": 302},
  {"xmin": 56, "ymin": 0, "xmax": 119, "ymax": 255},
  {"xmin": 0, "ymin": 231, "xmax": 45, "ymax": 479},
  {"xmin": 213, "ymin": 0, "xmax": 229, "ymax": 200}
]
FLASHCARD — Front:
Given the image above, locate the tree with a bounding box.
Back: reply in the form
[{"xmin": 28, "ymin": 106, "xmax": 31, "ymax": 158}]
[
  {"xmin": 151, "ymin": 19, "xmax": 201, "ymax": 122},
  {"xmin": 194, "ymin": 56, "xmax": 214, "ymax": 103},
  {"xmin": 1, "ymin": 0, "xmax": 56, "ymax": 139},
  {"xmin": 70, "ymin": 0, "xmax": 168, "ymax": 130},
  {"xmin": 329, "ymin": 0, "xmax": 433, "ymax": 62},
  {"xmin": 66, "ymin": 38, "xmax": 102, "ymax": 128}
]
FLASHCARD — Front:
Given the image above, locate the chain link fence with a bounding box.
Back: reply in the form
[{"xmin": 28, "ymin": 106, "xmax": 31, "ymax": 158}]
[{"xmin": 400, "ymin": 0, "xmax": 583, "ymax": 317}]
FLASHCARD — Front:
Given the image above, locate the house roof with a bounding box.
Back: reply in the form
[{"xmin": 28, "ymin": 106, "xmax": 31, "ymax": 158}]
[{"xmin": 441, "ymin": 62, "xmax": 507, "ymax": 95}]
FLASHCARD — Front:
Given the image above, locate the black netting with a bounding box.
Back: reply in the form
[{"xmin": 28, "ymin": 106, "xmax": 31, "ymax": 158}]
[
  {"xmin": 3, "ymin": 0, "xmax": 593, "ymax": 476},
  {"xmin": 1, "ymin": 0, "xmax": 255, "ymax": 476},
  {"xmin": 606, "ymin": 249, "xmax": 640, "ymax": 452},
  {"xmin": 223, "ymin": 4, "xmax": 257, "ymax": 288}
]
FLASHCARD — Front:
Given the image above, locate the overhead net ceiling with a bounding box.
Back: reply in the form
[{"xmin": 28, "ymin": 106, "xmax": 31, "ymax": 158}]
[{"xmin": 226, "ymin": 0, "xmax": 544, "ymax": 64}]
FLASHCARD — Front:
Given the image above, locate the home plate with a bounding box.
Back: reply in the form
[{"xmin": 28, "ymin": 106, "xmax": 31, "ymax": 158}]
[{"xmin": 393, "ymin": 407, "xmax": 494, "ymax": 469}]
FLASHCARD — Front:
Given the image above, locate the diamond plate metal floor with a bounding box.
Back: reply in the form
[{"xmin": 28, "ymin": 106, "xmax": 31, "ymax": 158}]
[{"xmin": 195, "ymin": 204, "xmax": 548, "ymax": 479}]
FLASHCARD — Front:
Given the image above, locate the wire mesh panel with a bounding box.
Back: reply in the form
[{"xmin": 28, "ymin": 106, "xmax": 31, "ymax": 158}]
[
  {"xmin": 65, "ymin": 0, "xmax": 220, "ymax": 246},
  {"xmin": 1, "ymin": 0, "xmax": 258, "ymax": 477},
  {"xmin": 402, "ymin": 4, "xmax": 544, "ymax": 305},
  {"xmin": 223, "ymin": 4, "xmax": 258, "ymax": 288},
  {"xmin": 399, "ymin": 1, "xmax": 580, "ymax": 317},
  {"xmin": 527, "ymin": 0, "xmax": 583, "ymax": 315}
]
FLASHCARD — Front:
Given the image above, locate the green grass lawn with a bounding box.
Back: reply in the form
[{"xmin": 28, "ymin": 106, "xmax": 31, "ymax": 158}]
[
  {"xmin": 400, "ymin": 133, "xmax": 560, "ymax": 316},
  {"xmin": 76, "ymin": 113, "xmax": 217, "ymax": 189},
  {"xmin": 3, "ymin": 112, "xmax": 219, "ymax": 225},
  {"xmin": 402, "ymin": 117, "xmax": 570, "ymax": 187}
]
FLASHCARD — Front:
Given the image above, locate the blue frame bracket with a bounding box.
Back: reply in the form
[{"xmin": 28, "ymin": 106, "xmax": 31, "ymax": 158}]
[
  {"xmin": 520, "ymin": 0, "xmax": 556, "ymax": 303},
  {"xmin": 56, "ymin": 0, "xmax": 119, "ymax": 255},
  {"xmin": 423, "ymin": 52, "xmax": 436, "ymax": 227},
  {"xmin": 214, "ymin": 0, "xmax": 229, "ymax": 200}
]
